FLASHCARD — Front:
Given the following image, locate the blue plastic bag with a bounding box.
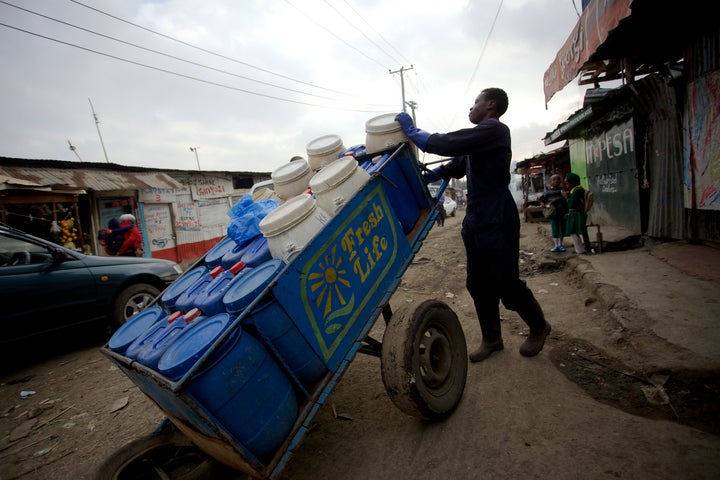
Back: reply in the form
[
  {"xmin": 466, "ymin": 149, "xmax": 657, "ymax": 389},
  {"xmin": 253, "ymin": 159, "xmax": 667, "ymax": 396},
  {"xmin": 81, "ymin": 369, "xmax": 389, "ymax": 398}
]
[{"xmin": 227, "ymin": 196, "xmax": 279, "ymax": 246}]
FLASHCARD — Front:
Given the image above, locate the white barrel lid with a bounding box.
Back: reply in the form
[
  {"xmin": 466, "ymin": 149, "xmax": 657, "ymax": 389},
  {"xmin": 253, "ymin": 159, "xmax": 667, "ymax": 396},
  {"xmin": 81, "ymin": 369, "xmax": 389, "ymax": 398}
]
[
  {"xmin": 365, "ymin": 112, "xmax": 403, "ymax": 134},
  {"xmin": 306, "ymin": 134, "xmax": 344, "ymax": 156},
  {"xmin": 259, "ymin": 193, "xmax": 317, "ymax": 237},
  {"xmin": 271, "ymin": 158, "xmax": 310, "ymax": 184},
  {"xmin": 309, "ymin": 157, "xmax": 358, "ymax": 193}
]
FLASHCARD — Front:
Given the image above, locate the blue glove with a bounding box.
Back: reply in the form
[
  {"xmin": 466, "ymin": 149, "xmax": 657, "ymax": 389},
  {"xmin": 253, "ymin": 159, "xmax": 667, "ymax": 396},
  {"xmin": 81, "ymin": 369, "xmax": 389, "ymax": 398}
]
[
  {"xmin": 395, "ymin": 112, "xmax": 431, "ymax": 152},
  {"xmin": 423, "ymin": 167, "xmax": 443, "ymax": 184}
]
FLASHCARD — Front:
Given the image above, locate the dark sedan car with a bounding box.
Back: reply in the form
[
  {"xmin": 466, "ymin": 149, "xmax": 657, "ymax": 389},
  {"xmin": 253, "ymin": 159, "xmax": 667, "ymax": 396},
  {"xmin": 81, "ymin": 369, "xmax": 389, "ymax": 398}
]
[{"xmin": 0, "ymin": 224, "xmax": 182, "ymax": 349}]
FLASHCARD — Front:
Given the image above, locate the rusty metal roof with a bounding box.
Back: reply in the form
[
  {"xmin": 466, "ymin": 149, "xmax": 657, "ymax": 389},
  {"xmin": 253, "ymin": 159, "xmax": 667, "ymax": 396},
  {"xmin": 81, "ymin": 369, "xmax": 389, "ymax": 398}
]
[{"xmin": 0, "ymin": 158, "xmax": 184, "ymax": 192}]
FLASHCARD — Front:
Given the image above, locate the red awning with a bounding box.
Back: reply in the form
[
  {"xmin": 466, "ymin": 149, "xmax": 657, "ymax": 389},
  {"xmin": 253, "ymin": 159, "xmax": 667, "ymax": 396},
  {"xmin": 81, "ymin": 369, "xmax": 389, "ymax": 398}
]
[{"xmin": 543, "ymin": 0, "xmax": 632, "ymax": 105}]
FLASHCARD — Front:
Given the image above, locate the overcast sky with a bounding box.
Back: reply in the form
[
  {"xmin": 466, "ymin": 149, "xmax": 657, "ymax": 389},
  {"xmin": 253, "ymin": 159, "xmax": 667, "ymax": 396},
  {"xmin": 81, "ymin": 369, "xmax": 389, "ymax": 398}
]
[{"xmin": 0, "ymin": 0, "xmax": 589, "ymax": 174}]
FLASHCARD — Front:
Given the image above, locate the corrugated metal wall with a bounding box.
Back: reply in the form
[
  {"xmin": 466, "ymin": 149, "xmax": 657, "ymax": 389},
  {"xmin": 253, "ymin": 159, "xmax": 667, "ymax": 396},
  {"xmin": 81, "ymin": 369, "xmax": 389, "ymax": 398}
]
[{"xmin": 628, "ymin": 75, "xmax": 685, "ymax": 240}]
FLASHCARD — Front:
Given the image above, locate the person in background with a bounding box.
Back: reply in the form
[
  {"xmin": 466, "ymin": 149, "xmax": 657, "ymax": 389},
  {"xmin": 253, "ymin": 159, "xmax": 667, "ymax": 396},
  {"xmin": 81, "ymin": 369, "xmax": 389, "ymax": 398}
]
[
  {"xmin": 99, "ymin": 217, "xmax": 131, "ymax": 256},
  {"xmin": 540, "ymin": 174, "xmax": 568, "ymax": 252},
  {"xmin": 436, "ymin": 192, "xmax": 446, "ymax": 227},
  {"xmin": 116, "ymin": 213, "xmax": 144, "ymax": 256},
  {"xmin": 564, "ymin": 173, "xmax": 588, "ymax": 255},
  {"xmin": 395, "ymin": 87, "xmax": 551, "ymax": 363}
]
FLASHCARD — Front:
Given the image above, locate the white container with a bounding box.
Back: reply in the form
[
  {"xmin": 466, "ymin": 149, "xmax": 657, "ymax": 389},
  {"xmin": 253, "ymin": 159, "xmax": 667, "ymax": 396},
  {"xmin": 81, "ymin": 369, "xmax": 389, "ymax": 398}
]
[
  {"xmin": 306, "ymin": 135, "xmax": 344, "ymax": 172},
  {"xmin": 259, "ymin": 193, "xmax": 330, "ymax": 263},
  {"xmin": 310, "ymin": 158, "xmax": 370, "ymax": 216},
  {"xmin": 271, "ymin": 159, "xmax": 312, "ymax": 200},
  {"xmin": 365, "ymin": 112, "xmax": 409, "ymax": 154}
]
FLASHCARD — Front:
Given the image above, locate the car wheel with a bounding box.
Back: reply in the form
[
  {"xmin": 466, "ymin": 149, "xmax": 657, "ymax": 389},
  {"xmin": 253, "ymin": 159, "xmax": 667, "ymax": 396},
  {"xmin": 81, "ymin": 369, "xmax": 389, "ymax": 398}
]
[{"xmin": 112, "ymin": 283, "xmax": 161, "ymax": 330}]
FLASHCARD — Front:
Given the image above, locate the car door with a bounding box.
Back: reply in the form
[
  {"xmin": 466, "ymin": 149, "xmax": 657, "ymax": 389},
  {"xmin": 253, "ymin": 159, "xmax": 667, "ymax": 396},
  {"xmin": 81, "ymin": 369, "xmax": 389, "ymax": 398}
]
[{"xmin": 0, "ymin": 232, "xmax": 98, "ymax": 346}]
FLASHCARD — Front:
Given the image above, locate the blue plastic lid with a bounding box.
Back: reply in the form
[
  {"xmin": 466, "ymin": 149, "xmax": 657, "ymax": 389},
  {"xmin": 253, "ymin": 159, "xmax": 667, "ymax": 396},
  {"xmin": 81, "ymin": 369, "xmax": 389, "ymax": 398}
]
[
  {"xmin": 161, "ymin": 265, "xmax": 208, "ymax": 309},
  {"xmin": 108, "ymin": 306, "xmax": 168, "ymax": 354},
  {"xmin": 240, "ymin": 235, "xmax": 272, "ymax": 268},
  {"xmin": 157, "ymin": 313, "xmax": 236, "ymax": 380},
  {"xmin": 204, "ymin": 236, "xmax": 237, "ymax": 268},
  {"xmin": 223, "ymin": 259, "xmax": 284, "ymax": 313}
]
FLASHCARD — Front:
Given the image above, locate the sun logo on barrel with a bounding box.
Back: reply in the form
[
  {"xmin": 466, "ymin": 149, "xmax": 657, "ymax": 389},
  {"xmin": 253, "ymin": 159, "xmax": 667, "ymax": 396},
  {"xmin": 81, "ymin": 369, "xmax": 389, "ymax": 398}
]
[{"xmin": 308, "ymin": 245, "xmax": 354, "ymax": 334}]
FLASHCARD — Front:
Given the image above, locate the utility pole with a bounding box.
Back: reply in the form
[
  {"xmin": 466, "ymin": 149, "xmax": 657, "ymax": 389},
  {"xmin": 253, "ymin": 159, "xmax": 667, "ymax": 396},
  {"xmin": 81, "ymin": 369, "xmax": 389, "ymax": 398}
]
[
  {"xmin": 405, "ymin": 100, "xmax": 418, "ymax": 123},
  {"xmin": 389, "ymin": 65, "xmax": 414, "ymax": 112},
  {"xmin": 88, "ymin": 98, "xmax": 110, "ymax": 163},
  {"xmin": 190, "ymin": 147, "xmax": 201, "ymax": 170}
]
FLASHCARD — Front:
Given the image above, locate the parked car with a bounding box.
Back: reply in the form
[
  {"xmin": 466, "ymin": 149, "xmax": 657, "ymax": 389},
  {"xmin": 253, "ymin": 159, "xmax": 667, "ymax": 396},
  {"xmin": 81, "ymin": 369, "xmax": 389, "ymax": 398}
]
[
  {"xmin": 0, "ymin": 224, "xmax": 182, "ymax": 349},
  {"xmin": 443, "ymin": 197, "xmax": 457, "ymax": 217}
]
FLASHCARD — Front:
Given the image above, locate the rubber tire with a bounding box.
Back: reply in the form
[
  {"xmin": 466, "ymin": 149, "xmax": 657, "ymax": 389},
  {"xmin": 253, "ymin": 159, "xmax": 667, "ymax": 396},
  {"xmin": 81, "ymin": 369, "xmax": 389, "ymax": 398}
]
[
  {"xmin": 94, "ymin": 428, "xmax": 230, "ymax": 480},
  {"xmin": 381, "ymin": 299, "xmax": 468, "ymax": 420},
  {"xmin": 112, "ymin": 283, "xmax": 160, "ymax": 330}
]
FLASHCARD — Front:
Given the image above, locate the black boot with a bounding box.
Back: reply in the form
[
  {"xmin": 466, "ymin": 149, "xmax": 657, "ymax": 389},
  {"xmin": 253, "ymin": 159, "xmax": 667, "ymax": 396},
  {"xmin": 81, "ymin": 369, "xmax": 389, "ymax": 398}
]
[
  {"xmin": 469, "ymin": 339, "xmax": 504, "ymax": 363},
  {"xmin": 519, "ymin": 322, "xmax": 551, "ymax": 357}
]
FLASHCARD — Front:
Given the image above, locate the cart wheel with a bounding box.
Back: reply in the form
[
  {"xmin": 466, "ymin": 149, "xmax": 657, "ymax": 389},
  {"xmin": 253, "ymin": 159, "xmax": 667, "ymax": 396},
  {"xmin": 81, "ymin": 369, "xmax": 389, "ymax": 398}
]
[
  {"xmin": 381, "ymin": 299, "xmax": 468, "ymax": 420},
  {"xmin": 94, "ymin": 426, "xmax": 235, "ymax": 480}
]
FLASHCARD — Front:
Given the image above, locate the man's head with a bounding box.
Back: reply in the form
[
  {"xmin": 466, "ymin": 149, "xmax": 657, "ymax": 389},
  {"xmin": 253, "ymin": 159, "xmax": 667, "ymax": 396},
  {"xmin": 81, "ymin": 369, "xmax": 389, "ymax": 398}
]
[
  {"xmin": 469, "ymin": 88, "xmax": 509, "ymax": 124},
  {"xmin": 119, "ymin": 213, "xmax": 135, "ymax": 224},
  {"xmin": 550, "ymin": 174, "xmax": 562, "ymax": 188}
]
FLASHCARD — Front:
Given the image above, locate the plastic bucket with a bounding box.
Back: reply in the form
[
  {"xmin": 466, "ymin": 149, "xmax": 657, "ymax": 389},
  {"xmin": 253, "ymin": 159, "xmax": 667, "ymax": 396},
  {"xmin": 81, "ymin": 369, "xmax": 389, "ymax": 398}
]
[
  {"xmin": 204, "ymin": 236, "xmax": 237, "ymax": 269},
  {"xmin": 309, "ymin": 157, "xmax": 370, "ymax": 216},
  {"xmin": 182, "ymin": 325, "xmax": 298, "ymax": 459},
  {"xmin": 240, "ymin": 235, "xmax": 273, "ymax": 267},
  {"xmin": 135, "ymin": 309, "xmax": 205, "ymax": 369},
  {"xmin": 271, "ymin": 159, "xmax": 312, "ymax": 201},
  {"xmin": 157, "ymin": 312, "xmax": 236, "ymax": 381},
  {"xmin": 306, "ymin": 134, "xmax": 344, "ymax": 171},
  {"xmin": 125, "ymin": 310, "xmax": 183, "ymax": 360},
  {"xmin": 365, "ymin": 113, "xmax": 409, "ymax": 154},
  {"xmin": 249, "ymin": 299, "xmax": 327, "ymax": 385},
  {"xmin": 193, "ymin": 262, "xmax": 250, "ymax": 316},
  {"xmin": 108, "ymin": 306, "xmax": 168, "ymax": 354},
  {"xmin": 161, "ymin": 265, "xmax": 208, "ymax": 311},
  {"xmin": 259, "ymin": 193, "xmax": 330, "ymax": 263},
  {"xmin": 173, "ymin": 266, "xmax": 224, "ymax": 313},
  {"xmin": 223, "ymin": 259, "xmax": 284, "ymax": 315}
]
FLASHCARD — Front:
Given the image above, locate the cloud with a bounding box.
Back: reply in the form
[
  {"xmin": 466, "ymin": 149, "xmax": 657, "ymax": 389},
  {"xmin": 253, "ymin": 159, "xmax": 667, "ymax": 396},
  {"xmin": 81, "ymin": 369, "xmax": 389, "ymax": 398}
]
[{"xmin": 0, "ymin": 0, "xmax": 588, "ymax": 173}]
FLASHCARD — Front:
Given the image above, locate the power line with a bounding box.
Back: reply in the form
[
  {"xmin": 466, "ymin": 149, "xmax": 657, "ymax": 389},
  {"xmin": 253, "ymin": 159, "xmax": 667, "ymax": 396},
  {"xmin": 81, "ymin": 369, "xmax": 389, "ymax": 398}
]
[
  {"xmin": 341, "ymin": 0, "xmax": 413, "ymax": 67},
  {"xmin": 1, "ymin": 0, "xmax": 357, "ymax": 103},
  {"xmin": 323, "ymin": 0, "xmax": 403, "ymax": 67},
  {"xmin": 68, "ymin": 0, "xmax": 353, "ymax": 97},
  {"xmin": 283, "ymin": 0, "xmax": 390, "ymax": 71},
  {"xmin": 465, "ymin": 0, "xmax": 503, "ymax": 96},
  {"xmin": 0, "ymin": 21, "xmax": 390, "ymax": 113}
]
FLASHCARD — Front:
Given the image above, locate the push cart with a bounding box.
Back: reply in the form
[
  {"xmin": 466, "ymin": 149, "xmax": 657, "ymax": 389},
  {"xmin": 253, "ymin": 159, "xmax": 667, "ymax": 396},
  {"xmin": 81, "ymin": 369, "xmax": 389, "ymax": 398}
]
[{"xmin": 99, "ymin": 142, "xmax": 468, "ymax": 479}]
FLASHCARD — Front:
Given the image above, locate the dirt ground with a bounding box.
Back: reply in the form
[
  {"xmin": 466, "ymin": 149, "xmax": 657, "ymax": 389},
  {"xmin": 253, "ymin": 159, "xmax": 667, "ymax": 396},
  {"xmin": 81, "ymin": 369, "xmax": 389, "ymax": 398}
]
[{"xmin": 1, "ymin": 209, "xmax": 719, "ymax": 480}]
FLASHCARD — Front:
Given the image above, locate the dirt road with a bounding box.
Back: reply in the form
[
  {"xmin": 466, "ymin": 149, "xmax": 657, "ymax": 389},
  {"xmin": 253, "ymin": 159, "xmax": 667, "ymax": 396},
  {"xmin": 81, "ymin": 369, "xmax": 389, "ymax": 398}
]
[{"xmin": 1, "ymin": 210, "xmax": 719, "ymax": 479}]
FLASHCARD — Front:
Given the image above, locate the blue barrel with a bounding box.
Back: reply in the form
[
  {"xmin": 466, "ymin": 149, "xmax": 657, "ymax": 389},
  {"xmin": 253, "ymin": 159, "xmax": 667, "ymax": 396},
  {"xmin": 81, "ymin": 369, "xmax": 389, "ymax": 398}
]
[
  {"xmin": 161, "ymin": 265, "xmax": 208, "ymax": 311},
  {"xmin": 136, "ymin": 309, "xmax": 206, "ymax": 369},
  {"xmin": 173, "ymin": 266, "xmax": 224, "ymax": 313},
  {"xmin": 178, "ymin": 324, "xmax": 298, "ymax": 459},
  {"xmin": 240, "ymin": 235, "xmax": 272, "ymax": 267},
  {"xmin": 249, "ymin": 300, "xmax": 327, "ymax": 385},
  {"xmin": 225, "ymin": 259, "xmax": 326, "ymax": 385},
  {"xmin": 378, "ymin": 157, "xmax": 420, "ymax": 233},
  {"xmin": 193, "ymin": 262, "xmax": 251, "ymax": 316},
  {"xmin": 108, "ymin": 306, "xmax": 168, "ymax": 354},
  {"xmin": 204, "ymin": 236, "xmax": 237, "ymax": 269}
]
